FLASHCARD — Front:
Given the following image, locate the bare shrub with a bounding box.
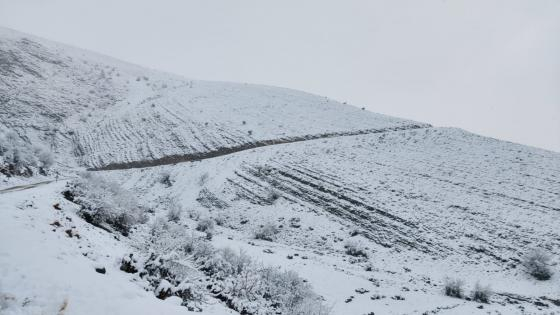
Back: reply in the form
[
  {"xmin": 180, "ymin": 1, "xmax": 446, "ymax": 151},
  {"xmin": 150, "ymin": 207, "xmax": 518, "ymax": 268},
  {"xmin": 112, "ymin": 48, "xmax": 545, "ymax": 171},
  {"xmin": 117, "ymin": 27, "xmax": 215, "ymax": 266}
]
[
  {"xmin": 196, "ymin": 218, "xmax": 215, "ymax": 233},
  {"xmin": 344, "ymin": 240, "xmax": 368, "ymax": 258},
  {"xmin": 524, "ymin": 248, "xmax": 553, "ymax": 280},
  {"xmin": 265, "ymin": 187, "xmax": 281, "ymax": 204},
  {"xmin": 159, "ymin": 171, "xmax": 173, "ymax": 187},
  {"xmin": 443, "ymin": 278, "xmax": 464, "ymax": 298},
  {"xmin": 214, "ymin": 213, "xmax": 226, "ymax": 226},
  {"xmin": 472, "ymin": 282, "xmax": 492, "ymax": 303},
  {"xmin": 255, "ymin": 223, "xmax": 279, "ymax": 241},
  {"xmin": 166, "ymin": 199, "xmax": 182, "ymax": 223}
]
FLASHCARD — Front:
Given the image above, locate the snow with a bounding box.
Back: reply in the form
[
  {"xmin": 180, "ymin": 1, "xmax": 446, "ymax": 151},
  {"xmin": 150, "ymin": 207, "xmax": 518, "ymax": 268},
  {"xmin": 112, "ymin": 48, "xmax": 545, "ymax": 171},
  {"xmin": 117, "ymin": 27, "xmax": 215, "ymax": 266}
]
[
  {"xmin": 1, "ymin": 26, "xmax": 560, "ymax": 315},
  {"xmin": 0, "ymin": 26, "xmax": 426, "ymax": 170},
  {"xmin": 0, "ymin": 182, "xmax": 233, "ymax": 315},
  {"xmin": 102, "ymin": 126, "xmax": 560, "ymax": 314}
]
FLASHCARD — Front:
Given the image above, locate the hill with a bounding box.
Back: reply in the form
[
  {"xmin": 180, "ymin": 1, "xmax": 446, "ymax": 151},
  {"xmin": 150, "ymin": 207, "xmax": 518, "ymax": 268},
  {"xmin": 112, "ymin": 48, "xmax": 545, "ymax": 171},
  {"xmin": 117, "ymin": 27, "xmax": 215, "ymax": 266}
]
[{"xmin": 1, "ymin": 27, "xmax": 559, "ymax": 315}]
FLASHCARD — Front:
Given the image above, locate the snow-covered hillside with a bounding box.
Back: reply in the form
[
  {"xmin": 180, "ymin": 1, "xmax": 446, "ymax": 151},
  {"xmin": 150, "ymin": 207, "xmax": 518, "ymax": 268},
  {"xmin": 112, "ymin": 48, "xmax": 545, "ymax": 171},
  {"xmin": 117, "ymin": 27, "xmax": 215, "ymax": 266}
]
[
  {"xmin": 0, "ymin": 27, "xmax": 426, "ymax": 170},
  {"xmin": 1, "ymin": 27, "xmax": 559, "ymax": 315},
  {"xmin": 102, "ymin": 126, "xmax": 560, "ymax": 314}
]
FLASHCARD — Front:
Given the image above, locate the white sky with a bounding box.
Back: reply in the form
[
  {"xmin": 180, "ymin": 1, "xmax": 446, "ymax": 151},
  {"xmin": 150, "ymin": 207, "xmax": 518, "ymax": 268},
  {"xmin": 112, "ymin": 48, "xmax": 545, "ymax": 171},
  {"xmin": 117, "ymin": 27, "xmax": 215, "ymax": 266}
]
[{"xmin": 1, "ymin": 0, "xmax": 559, "ymax": 152}]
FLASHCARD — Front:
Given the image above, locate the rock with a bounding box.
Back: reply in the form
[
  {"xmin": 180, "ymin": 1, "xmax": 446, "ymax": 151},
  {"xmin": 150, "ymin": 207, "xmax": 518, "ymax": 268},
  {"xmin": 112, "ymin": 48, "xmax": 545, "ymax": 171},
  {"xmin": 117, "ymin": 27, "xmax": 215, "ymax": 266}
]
[
  {"xmin": 120, "ymin": 254, "xmax": 138, "ymax": 273},
  {"xmin": 95, "ymin": 267, "xmax": 106, "ymax": 274},
  {"xmin": 371, "ymin": 294, "xmax": 385, "ymax": 300}
]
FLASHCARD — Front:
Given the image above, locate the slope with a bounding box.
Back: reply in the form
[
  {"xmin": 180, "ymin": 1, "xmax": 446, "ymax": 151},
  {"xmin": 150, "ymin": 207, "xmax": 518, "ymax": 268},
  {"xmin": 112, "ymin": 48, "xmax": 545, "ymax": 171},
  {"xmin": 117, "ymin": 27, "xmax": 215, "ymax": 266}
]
[
  {"xmin": 101, "ymin": 127, "xmax": 560, "ymax": 314},
  {"xmin": 0, "ymin": 27, "xmax": 426, "ymax": 170}
]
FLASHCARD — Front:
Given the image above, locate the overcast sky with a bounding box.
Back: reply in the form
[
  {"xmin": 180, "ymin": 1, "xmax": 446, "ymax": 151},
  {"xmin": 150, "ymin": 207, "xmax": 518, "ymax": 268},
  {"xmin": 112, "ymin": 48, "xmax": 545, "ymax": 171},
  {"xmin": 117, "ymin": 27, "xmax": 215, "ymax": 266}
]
[{"xmin": 1, "ymin": 0, "xmax": 559, "ymax": 152}]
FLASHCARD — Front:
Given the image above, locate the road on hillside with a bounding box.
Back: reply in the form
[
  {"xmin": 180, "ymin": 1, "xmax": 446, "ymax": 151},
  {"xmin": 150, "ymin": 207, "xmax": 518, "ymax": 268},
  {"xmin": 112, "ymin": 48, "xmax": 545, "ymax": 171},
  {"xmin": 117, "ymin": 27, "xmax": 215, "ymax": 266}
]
[
  {"xmin": 0, "ymin": 180, "xmax": 55, "ymax": 194},
  {"xmin": 89, "ymin": 124, "xmax": 430, "ymax": 171},
  {"xmin": 0, "ymin": 178, "xmax": 73, "ymax": 195}
]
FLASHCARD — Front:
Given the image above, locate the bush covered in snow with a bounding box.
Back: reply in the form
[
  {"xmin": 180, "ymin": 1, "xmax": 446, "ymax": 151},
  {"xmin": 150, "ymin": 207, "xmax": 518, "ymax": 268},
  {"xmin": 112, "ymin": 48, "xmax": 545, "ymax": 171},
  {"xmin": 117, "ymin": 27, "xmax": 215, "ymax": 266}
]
[
  {"xmin": 140, "ymin": 253, "xmax": 207, "ymax": 311},
  {"xmin": 0, "ymin": 128, "xmax": 54, "ymax": 177},
  {"xmin": 255, "ymin": 223, "xmax": 280, "ymax": 241},
  {"xmin": 64, "ymin": 172, "xmax": 146, "ymax": 235},
  {"xmin": 138, "ymin": 221, "xmax": 330, "ymax": 314},
  {"xmin": 523, "ymin": 248, "xmax": 553, "ymax": 280},
  {"xmin": 443, "ymin": 278, "xmax": 464, "ymax": 298},
  {"xmin": 195, "ymin": 244, "xmax": 330, "ymax": 314}
]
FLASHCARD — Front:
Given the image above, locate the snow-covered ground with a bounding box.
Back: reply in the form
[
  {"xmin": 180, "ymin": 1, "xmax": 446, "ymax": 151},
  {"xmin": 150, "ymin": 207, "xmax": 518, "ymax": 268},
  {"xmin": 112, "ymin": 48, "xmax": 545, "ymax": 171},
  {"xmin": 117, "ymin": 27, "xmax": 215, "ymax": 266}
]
[
  {"xmin": 101, "ymin": 126, "xmax": 560, "ymax": 314},
  {"xmin": 1, "ymin": 27, "xmax": 560, "ymax": 315},
  {"xmin": 0, "ymin": 181, "xmax": 235, "ymax": 315}
]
